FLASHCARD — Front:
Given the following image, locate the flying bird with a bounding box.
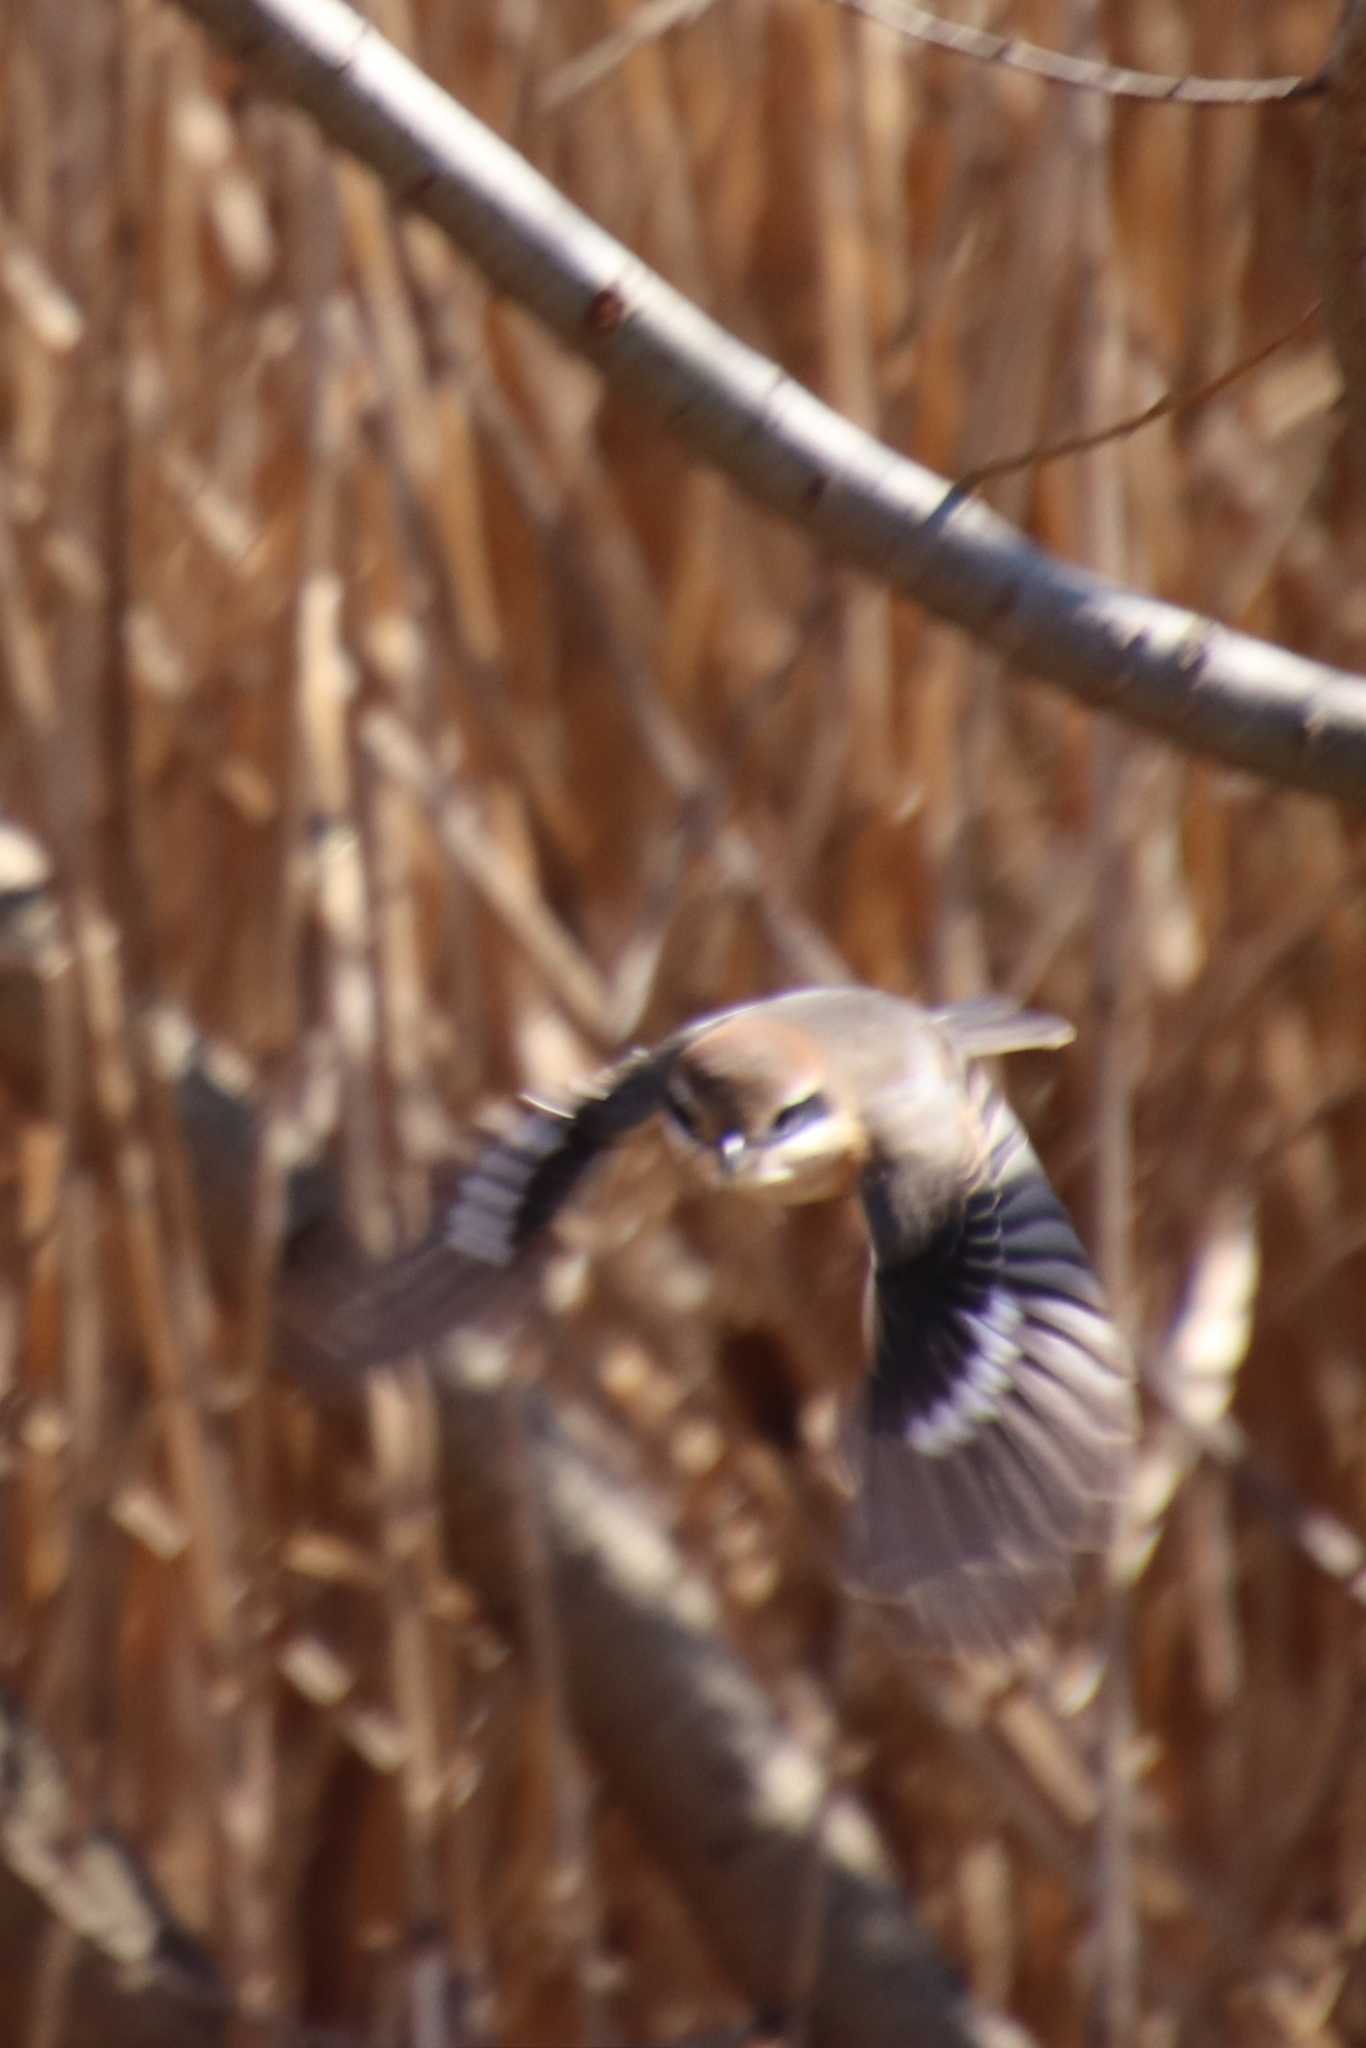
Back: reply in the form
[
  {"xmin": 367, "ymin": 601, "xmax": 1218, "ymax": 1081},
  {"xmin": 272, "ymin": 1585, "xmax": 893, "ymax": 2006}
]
[{"xmin": 322, "ymin": 988, "xmax": 1133, "ymax": 1650}]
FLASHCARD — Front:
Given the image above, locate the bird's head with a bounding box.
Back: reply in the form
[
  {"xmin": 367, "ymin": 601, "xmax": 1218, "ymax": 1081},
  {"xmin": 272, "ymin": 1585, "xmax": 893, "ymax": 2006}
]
[{"xmin": 660, "ymin": 1013, "xmax": 868, "ymax": 1204}]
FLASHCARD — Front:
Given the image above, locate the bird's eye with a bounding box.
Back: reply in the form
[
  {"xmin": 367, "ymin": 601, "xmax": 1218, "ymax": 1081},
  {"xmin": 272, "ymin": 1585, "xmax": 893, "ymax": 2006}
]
[
  {"xmin": 768, "ymin": 1092, "xmax": 828, "ymax": 1140},
  {"xmin": 666, "ymin": 1091, "xmax": 703, "ymax": 1141}
]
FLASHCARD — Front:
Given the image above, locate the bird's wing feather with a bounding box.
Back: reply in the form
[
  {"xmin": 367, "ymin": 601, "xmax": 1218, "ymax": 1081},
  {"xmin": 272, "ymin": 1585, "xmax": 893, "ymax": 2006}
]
[
  {"xmin": 308, "ymin": 1049, "xmax": 666, "ymax": 1364},
  {"xmin": 847, "ymin": 1073, "xmax": 1132, "ymax": 1652},
  {"xmin": 441, "ymin": 1047, "xmax": 665, "ymax": 1262}
]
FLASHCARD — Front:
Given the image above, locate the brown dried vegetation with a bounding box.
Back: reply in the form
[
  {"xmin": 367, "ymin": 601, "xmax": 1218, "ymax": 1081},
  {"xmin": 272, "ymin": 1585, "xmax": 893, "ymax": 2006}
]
[{"xmin": 2, "ymin": 2, "xmax": 1365, "ymax": 2045}]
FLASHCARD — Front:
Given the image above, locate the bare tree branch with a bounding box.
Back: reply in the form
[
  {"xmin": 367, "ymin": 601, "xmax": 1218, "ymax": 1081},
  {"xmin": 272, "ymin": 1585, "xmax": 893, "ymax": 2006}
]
[
  {"xmin": 168, "ymin": 0, "xmax": 1366, "ymax": 806},
  {"xmin": 0, "ymin": 1689, "xmax": 228, "ymax": 2048}
]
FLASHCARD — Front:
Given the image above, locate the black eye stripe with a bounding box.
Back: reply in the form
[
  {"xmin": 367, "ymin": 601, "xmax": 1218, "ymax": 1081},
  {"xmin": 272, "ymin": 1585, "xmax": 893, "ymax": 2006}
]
[
  {"xmin": 769, "ymin": 1091, "xmax": 828, "ymax": 1139},
  {"xmin": 665, "ymin": 1091, "xmax": 703, "ymax": 1139}
]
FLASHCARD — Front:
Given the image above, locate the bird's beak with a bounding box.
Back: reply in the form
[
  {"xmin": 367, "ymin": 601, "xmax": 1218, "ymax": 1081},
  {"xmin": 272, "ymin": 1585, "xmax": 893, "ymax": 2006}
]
[{"xmin": 716, "ymin": 1131, "xmax": 747, "ymax": 1178}]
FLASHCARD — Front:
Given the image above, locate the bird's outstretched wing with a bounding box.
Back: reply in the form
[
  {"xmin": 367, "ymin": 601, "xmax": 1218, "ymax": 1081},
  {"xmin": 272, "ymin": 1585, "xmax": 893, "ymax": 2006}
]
[
  {"xmin": 308, "ymin": 1050, "xmax": 667, "ymax": 1364},
  {"xmin": 440, "ymin": 1048, "xmax": 666, "ymax": 1265},
  {"xmin": 847, "ymin": 1074, "xmax": 1132, "ymax": 1652}
]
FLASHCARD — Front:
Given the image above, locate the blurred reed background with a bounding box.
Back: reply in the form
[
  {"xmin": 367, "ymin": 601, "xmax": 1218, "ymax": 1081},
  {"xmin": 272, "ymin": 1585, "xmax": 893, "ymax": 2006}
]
[{"xmin": 2, "ymin": 1, "xmax": 1364, "ymax": 2043}]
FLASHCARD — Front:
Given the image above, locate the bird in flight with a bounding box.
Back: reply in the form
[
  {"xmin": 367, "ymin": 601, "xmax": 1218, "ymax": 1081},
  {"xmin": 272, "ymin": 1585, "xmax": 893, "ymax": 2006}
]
[{"xmin": 321, "ymin": 987, "xmax": 1133, "ymax": 1650}]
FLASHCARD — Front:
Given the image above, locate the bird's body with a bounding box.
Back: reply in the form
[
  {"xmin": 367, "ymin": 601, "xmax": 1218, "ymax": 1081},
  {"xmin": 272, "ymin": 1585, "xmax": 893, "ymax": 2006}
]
[{"xmin": 334, "ymin": 988, "xmax": 1133, "ymax": 1650}]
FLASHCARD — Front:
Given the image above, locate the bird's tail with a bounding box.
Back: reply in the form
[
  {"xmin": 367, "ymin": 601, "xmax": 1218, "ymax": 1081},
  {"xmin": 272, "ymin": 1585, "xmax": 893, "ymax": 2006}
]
[{"xmin": 932, "ymin": 995, "xmax": 1075, "ymax": 1059}]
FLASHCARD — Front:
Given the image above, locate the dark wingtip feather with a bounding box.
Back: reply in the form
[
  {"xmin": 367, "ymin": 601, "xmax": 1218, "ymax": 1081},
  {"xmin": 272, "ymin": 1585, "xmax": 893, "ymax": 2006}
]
[
  {"xmin": 443, "ymin": 1048, "xmax": 666, "ymax": 1265},
  {"xmin": 300, "ymin": 1051, "xmax": 667, "ymax": 1366}
]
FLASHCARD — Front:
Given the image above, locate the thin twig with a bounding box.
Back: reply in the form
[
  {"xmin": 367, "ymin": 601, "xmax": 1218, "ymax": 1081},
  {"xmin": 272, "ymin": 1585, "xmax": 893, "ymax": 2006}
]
[
  {"xmin": 540, "ymin": 0, "xmax": 722, "ymax": 113},
  {"xmin": 958, "ymin": 303, "xmax": 1322, "ymax": 494},
  {"xmin": 833, "ymin": 0, "xmax": 1322, "ymax": 106}
]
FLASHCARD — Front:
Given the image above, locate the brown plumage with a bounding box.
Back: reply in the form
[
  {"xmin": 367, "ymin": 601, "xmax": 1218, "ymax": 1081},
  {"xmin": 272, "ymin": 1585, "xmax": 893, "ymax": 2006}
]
[{"xmin": 322, "ymin": 988, "xmax": 1133, "ymax": 1651}]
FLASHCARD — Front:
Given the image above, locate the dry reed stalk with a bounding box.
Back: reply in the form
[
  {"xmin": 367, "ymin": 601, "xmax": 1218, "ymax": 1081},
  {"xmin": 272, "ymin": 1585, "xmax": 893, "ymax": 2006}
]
[{"xmin": 4, "ymin": 2, "xmax": 1366, "ymax": 2044}]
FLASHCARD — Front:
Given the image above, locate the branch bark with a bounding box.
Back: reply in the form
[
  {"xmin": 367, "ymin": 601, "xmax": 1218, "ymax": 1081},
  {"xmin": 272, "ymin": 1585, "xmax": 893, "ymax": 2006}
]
[
  {"xmin": 168, "ymin": 0, "xmax": 1366, "ymax": 804},
  {"xmin": 0, "ymin": 1688, "xmax": 227, "ymax": 2048}
]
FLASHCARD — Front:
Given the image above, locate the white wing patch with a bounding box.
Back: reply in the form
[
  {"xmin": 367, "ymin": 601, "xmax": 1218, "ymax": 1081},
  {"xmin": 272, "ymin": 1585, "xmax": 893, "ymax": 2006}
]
[{"xmin": 905, "ymin": 1285, "xmax": 1022, "ymax": 1454}]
